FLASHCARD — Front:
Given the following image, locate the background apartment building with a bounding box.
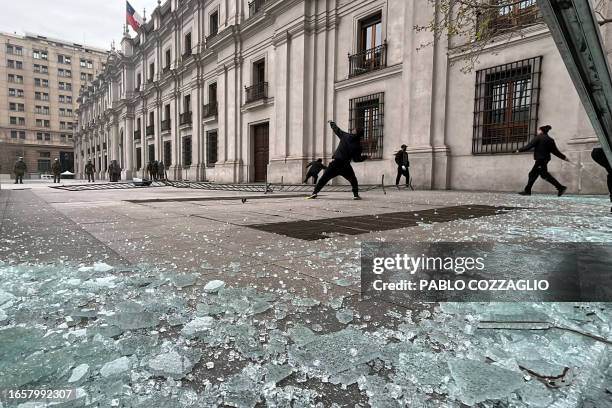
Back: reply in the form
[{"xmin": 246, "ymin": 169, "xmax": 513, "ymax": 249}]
[
  {"xmin": 75, "ymin": 0, "xmax": 611, "ymax": 195},
  {"xmin": 0, "ymin": 32, "xmax": 107, "ymax": 178}
]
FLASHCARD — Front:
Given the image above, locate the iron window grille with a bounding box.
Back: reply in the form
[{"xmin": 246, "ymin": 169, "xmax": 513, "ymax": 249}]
[
  {"xmin": 249, "ymin": 0, "xmax": 266, "ymax": 17},
  {"xmin": 349, "ymin": 42, "xmax": 387, "ymax": 78},
  {"xmin": 207, "ymin": 131, "xmax": 218, "ymax": 167},
  {"xmin": 477, "ymin": 0, "xmax": 541, "ymax": 36},
  {"xmin": 349, "ymin": 92, "xmax": 385, "ymax": 160},
  {"xmin": 245, "ymin": 82, "xmax": 268, "ymax": 104},
  {"xmin": 182, "ymin": 136, "xmax": 192, "ymax": 166},
  {"xmin": 472, "ymin": 56, "xmax": 542, "ymax": 154}
]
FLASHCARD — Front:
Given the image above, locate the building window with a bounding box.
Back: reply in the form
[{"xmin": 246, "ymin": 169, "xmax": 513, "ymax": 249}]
[
  {"xmin": 472, "ymin": 57, "xmax": 542, "ymax": 154},
  {"xmin": 249, "ymin": 0, "xmax": 266, "ymax": 17},
  {"xmin": 136, "ymin": 73, "xmax": 142, "ymax": 90},
  {"xmin": 164, "ymin": 49, "xmax": 171, "ymax": 70},
  {"xmin": 349, "ymin": 92, "xmax": 385, "ymax": 160},
  {"xmin": 182, "ymin": 136, "xmax": 192, "ymax": 166},
  {"xmin": 80, "ymin": 59, "xmax": 86, "ymax": 68},
  {"xmin": 209, "ymin": 11, "xmax": 219, "ymax": 37},
  {"xmin": 350, "ymin": 12, "xmax": 386, "ymax": 78},
  {"xmin": 206, "ymin": 130, "xmax": 218, "ymax": 167},
  {"xmin": 164, "ymin": 140, "xmax": 172, "ymax": 166},
  {"xmin": 136, "ymin": 147, "xmax": 142, "ymax": 170},
  {"xmin": 80, "ymin": 72, "xmax": 87, "ymax": 81},
  {"xmin": 149, "ymin": 63, "xmax": 155, "ymax": 82},
  {"xmin": 38, "ymin": 159, "xmax": 51, "ymax": 172},
  {"xmin": 11, "ymin": 130, "xmax": 18, "ymax": 139},
  {"xmin": 87, "ymin": 60, "xmax": 93, "ymax": 69},
  {"xmin": 478, "ymin": 0, "xmax": 540, "ymax": 35},
  {"xmin": 184, "ymin": 32, "xmax": 192, "ymax": 57}
]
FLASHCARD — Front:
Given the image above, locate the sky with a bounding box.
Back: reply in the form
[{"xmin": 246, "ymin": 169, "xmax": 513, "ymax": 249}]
[{"xmin": 0, "ymin": 0, "xmax": 159, "ymax": 50}]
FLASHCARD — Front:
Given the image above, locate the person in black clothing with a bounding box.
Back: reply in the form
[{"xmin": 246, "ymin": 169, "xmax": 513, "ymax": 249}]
[
  {"xmin": 515, "ymin": 125, "xmax": 568, "ymax": 197},
  {"xmin": 304, "ymin": 159, "xmax": 327, "ymax": 184},
  {"xmin": 395, "ymin": 144, "xmax": 410, "ymax": 188},
  {"xmin": 591, "ymin": 146, "xmax": 612, "ymax": 212},
  {"xmin": 308, "ymin": 121, "xmax": 368, "ymax": 200}
]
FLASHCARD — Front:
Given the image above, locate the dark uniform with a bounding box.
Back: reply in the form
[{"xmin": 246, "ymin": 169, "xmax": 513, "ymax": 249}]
[
  {"xmin": 304, "ymin": 159, "xmax": 327, "ymax": 184},
  {"xmin": 51, "ymin": 159, "xmax": 61, "ymax": 183},
  {"xmin": 591, "ymin": 147, "xmax": 612, "ymax": 207},
  {"xmin": 108, "ymin": 160, "xmax": 121, "ymax": 182},
  {"xmin": 158, "ymin": 161, "xmax": 165, "ymax": 181},
  {"xmin": 85, "ymin": 160, "xmax": 95, "ymax": 182},
  {"xmin": 517, "ymin": 125, "xmax": 568, "ymax": 196},
  {"xmin": 146, "ymin": 162, "xmax": 154, "ymax": 181},
  {"xmin": 13, "ymin": 158, "xmax": 27, "ymax": 184},
  {"xmin": 394, "ymin": 145, "xmax": 410, "ymax": 187},
  {"xmin": 309, "ymin": 121, "xmax": 368, "ymax": 199}
]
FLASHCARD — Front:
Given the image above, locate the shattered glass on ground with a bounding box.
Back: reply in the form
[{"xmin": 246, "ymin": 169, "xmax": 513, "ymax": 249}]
[{"xmin": 0, "ymin": 262, "xmax": 610, "ymax": 407}]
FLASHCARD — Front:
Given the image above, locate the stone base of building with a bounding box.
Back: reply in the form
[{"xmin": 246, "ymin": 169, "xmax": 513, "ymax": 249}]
[{"xmin": 267, "ymin": 158, "xmax": 308, "ymax": 184}]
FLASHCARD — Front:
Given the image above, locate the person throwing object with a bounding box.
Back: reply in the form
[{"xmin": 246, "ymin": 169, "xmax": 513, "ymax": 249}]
[
  {"xmin": 514, "ymin": 125, "xmax": 568, "ymax": 197},
  {"xmin": 307, "ymin": 121, "xmax": 368, "ymax": 200}
]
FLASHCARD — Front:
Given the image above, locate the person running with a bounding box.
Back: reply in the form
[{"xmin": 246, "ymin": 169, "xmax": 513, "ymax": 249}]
[
  {"xmin": 591, "ymin": 146, "xmax": 612, "ymax": 212},
  {"xmin": 307, "ymin": 121, "xmax": 368, "ymax": 200},
  {"xmin": 304, "ymin": 158, "xmax": 327, "ymax": 184},
  {"xmin": 51, "ymin": 158, "xmax": 61, "ymax": 183},
  {"xmin": 514, "ymin": 125, "xmax": 568, "ymax": 197},
  {"xmin": 394, "ymin": 144, "xmax": 410, "ymax": 189}
]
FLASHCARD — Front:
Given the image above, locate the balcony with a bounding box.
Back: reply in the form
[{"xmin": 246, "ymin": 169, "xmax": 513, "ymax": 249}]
[
  {"xmin": 134, "ymin": 130, "xmax": 141, "ymax": 141},
  {"xmin": 161, "ymin": 119, "xmax": 171, "ymax": 132},
  {"xmin": 249, "ymin": 0, "xmax": 266, "ymax": 17},
  {"xmin": 163, "ymin": 65, "xmax": 171, "ymax": 74},
  {"xmin": 202, "ymin": 102, "xmax": 218, "ymax": 119},
  {"xmin": 147, "ymin": 77, "xmax": 154, "ymax": 84},
  {"xmin": 348, "ymin": 42, "xmax": 388, "ymax": 78},
  {"xmin": 146, "ymin": 125, "xmax": 155, "ymax": 137},
  {"xmin": 245, "ymin": 82, "xmax": 268, "ymax": 104},
  {"xmin": 183, "ymin": 50, "xmax": 192, "ymax": 60},
  {"xmin": 179, "ymin": 111, "xmax": 192, "ymax": 126}
]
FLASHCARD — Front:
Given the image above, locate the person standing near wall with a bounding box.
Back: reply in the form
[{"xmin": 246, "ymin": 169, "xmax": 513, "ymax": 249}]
[
  {"xmin": 85, "ymin": 159, "xmax": 95, "ymax": 183},
  {"xmin": 514, "ymin": 125, "xmax": 569, "ymax": 197},
  {"xmin": 591, "ymin": 146, "xmax": 612, "ymax": 213},
  {"xmin": 51, "ymin": 158, "xmax": 61, "ymax": 184},
  {"xmin": 13, "ymin": 157, "xmax": 27, "ymax": 184},
  {"xmin": 307, "ymin": 121, "xmax": 368, "ymax": 200},
  {"xmin": 394, "ymin": 144, "xmax": 410, "ymax": 189}
]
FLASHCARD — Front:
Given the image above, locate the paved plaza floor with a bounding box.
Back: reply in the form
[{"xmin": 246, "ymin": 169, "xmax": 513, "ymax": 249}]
[{"xmin": 0, "ymin": 180, "xmax": 610, "ymax": 407}]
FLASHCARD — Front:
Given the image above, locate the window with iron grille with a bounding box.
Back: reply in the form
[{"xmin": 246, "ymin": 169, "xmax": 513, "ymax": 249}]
[
  {"xmin": 478, "ymin": 0, "xmax": 540, "ymax": 36},
  {"xmin": 349, "ymin": 93, "xmax": 384, "ymax": 159},
  {"xmin": 473, "ymin": 57, "xmax": 542, "ymax": 154},
  {"xmin": 182, "ymin": 136, "xmax": 192, "ymax": 166},
  {"xmin": 206, "ymin": 130, "xmax": 218, "ymax": 167}
]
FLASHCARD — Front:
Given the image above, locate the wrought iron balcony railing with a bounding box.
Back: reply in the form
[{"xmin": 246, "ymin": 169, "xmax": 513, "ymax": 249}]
[
  {"xmin": 161, "ymin": 119, "xmax": 171, "ymax": 132},
  {"xmin": 179, "ymin": 111, "xmax": 192, "ymax": 126},
  {"xmin": 249, "ymin": 0, "xmax": 266, "ymax": 17},
  {"xmin": 202, "ymin": 102, "xmax": 218, "ymax": 118},
  {"xmin": 245, "ymin": 82, "xmax": 268, "ymax": 104},
  {"xmin": 134, "ymin": 130, "xmax": 141, "ymax": 141},
  {"xmin": 348, "ymin": 42, "xmax": 388, "ymax": 78},
  {"xmin": 146, "ymin": 125, "xmax": 155, "ymax": 136}
]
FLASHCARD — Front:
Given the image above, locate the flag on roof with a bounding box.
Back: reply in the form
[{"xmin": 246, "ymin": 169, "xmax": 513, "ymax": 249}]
[{"xmin": 126, "ymin": 2, "xmax": 143, "ymax": 32}]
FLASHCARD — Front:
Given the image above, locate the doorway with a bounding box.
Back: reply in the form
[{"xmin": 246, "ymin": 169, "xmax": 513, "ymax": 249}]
[{"xmin": 252, "ymin": 123, "xmax": 269, "ymax": 183}]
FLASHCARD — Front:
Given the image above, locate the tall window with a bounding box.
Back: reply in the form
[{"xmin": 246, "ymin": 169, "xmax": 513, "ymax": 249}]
[
  {"xmin": 209, "ymin": 11, "xmax": 219, "ymax": 37},
  {"xmin": 359, "ymin": 13, "xmax": 382, "ymax": 52},
  {"xmin": 350, "ymin": 12, "xmax": 386, "ymax": 77},
  {"xmin": 349, "ymin": 93, "xmax": 385, "ymax": 160},
  {"xmin": 253, "ymin": 59, "xmax": 265, "ymax": 84},
  {"xmin": 184, "ymin": 32, "xmax": 192, "ymax": 56},
  {"xmin": 182, "ymin": 136, "xmax": 192, "ymax": 166},
  {"xmin": 206, "ymin": 130, "xmax": 218, "ymax": 167},
  {"xmin": 184, "ymin": 95, "xmax": 191, "ymax": 113},
  {"xmin": 165, "ymin": 104, "xmax": 171, "ymax": 120},
  {"xmin": 165, "ymin": 49, "xmax": 171, "ymax": 69},
  {"xmin": 136, "ymin": 147, "xmax": 142, "ymax": 170},
  {"xmin": 209, "ymin": 83, "xmax": 217, "ymax": 104},
  {"xmin": 473, "ymin": 57, "xmax": 542, "ymax": 154},
  {"xmin": 164, "ymin": 141, "xmax": 172, "ymax": 166},
  {"xmin": 149, "ymin": 63, "xmax": 155, "ymax": 82}
]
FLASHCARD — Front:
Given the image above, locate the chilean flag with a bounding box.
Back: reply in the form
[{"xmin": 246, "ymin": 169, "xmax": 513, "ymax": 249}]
[{"xmin": 126, "ymin": 2, "xmax": 143, "ymax": 32}]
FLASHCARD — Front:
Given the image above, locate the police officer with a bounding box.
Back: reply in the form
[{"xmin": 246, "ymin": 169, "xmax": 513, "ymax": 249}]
[
  {"xmin": 304, "ymin": 159, "xmax": 327, "ymax": 184},
  {"xmin": 85, "ymin": 159, "xmax": 95, "ymax": 183},
  {"xmin": 515, "ymin": 125, "xmax": 568, "ymax": 197},
  {"xmin": 394, "ymin": 144, "xmax": 410, "ymax": 189},
  {"xmin": 591, "ymin": 146, "xmax": 612, "ymax": 212},
  {"xmin": 13, "ymin": 157, "xmax": 27, "ymax": 184},
  {"xmin": 146, "ymin": 161, "xmax": 154, "ymax": 181},
  {"xmin": 51, "ymin": 158, "xmax": 61, "ymax": 183},
  {"xmin": 308, "ymin": 121, "xmax": 368, "ymax": 200},
  {"xmin": 108, "ymin": 160, "xmax": 121, "ymax": 182},
  {"xmin": 158, "ymin": 161, "xmax": 165, "ymax": 181}
]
